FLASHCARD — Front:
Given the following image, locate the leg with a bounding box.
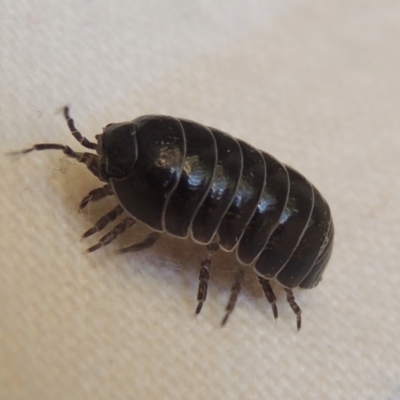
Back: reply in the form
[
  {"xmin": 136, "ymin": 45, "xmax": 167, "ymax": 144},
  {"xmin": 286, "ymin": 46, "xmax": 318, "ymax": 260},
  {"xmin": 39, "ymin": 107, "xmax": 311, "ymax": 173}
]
[
  {"xmin": 258, "ymin": 276, "xmax": 278, "ymax": 320},
  {"xmin": 63, "ymin": 106, "xmax": 96, "ymax": 150},
  {"xmin": 79, "ymin": 184, "xmax": 114, "ymax": 209},
  {"xmin": 195, "ymin": 238, "xmax": 220, "ymax": 315},
  {"xmin": 221, "ymin": 268, "xmax": 245, "ymax": 326},
  {"xmin": 117, "ymin": 232, "xmax": 161, "ymax": 253},
  {"xmin": 81, "ymin": 205, "xmax": 124, "ymax": 239},
  {"xmin": 285, "ymin": 288, "xmax": 302, "ymax": 331},
  {"xmin": 86, "ymin": 217, "xmax": 136, "ymax": 253}
]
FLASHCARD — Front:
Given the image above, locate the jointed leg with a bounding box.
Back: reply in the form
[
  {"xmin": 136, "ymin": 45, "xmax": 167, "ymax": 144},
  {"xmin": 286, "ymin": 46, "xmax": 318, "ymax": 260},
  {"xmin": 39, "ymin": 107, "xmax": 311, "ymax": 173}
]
[
  {"xmin": 86, "ymin": 217, "xmax": 136, "ymax": 253},
  {"xmin": 285, "ymin": 288, "xmax": 302, "ymax": 331},
  {"xmin": 258, "ymin": 276, "xmax": 278, "ymax": 320},
  {"xmin": 195, "ymin": 238, "xmax": 220, "ymax": 315},
  {"xmin": 79, "ymin": 184, "xmax": 114, "ymax": 209},
  {"xmin": 81, "ymin": 205, "xmax": 124, "ymax": 239},
  {"xmin": 117, "ymin": 232, "xmax": 162, "ymax": 253},
  {"xmin": 221, "ymin": 269, "xmax": 245, "ymax": 326}
]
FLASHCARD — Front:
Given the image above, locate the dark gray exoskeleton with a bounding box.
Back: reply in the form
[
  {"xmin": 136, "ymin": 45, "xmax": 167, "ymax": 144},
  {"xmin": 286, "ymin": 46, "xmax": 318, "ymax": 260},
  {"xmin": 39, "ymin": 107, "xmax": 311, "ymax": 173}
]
[{"xmin": 15, "ymin": 107, "xmax": 334, "ymax": 330}]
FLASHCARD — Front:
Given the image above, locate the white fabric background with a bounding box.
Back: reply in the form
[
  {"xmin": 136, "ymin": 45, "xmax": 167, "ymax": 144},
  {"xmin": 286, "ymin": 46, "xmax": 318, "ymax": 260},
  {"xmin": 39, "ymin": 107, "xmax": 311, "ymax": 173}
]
[{"xmin": 1, "ymin": 1, "xmax": 400, "ymax": 399}]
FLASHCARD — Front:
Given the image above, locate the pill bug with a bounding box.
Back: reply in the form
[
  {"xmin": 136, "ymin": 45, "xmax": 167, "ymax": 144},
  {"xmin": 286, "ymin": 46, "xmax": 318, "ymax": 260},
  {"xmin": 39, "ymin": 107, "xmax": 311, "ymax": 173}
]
[{"xmin": 14, "ymin": 107, "xmax": 334, "ymax": 330}]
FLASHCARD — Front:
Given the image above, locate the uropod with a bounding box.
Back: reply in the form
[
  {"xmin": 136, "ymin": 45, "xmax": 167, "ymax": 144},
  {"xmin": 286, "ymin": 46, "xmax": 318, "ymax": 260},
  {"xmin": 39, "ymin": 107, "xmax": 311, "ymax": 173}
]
[{"xmin": 13, "ymin": 107, "xmax": 334, "ymax": 330}]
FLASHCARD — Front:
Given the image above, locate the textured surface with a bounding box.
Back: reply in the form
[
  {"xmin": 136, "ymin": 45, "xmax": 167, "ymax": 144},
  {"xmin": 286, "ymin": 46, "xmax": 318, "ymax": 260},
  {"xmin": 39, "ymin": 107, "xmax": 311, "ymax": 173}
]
[{"xmin": 1, "ymin": 1, "xmax": 400, "ymax": 399}]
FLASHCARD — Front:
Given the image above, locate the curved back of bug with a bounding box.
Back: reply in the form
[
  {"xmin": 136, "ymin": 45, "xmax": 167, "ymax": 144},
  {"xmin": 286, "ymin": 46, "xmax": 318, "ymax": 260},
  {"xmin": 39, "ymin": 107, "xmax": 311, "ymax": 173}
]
[
  {"xmin": 276, "ymin": 187, "xmax": 332, "ymax": 288},
  {"xmin": 217, "ymin": 140, "xmax": 266, "ymax": 252},
  {"xmin": 190, "ymin": 128, "xmax": 243, "ymax": 244},
  {"xmin": 238, "ymin": 152, "xmax": 290, "ymax": 265},
  {"xmin": 299, "ymin": 222, "xmax": 334, "ymax": 288},
  {"xmin": 110, "ymin": 116, "xmax": 186, "ymax": 231},
  {"xmin": 254, "ymin": 167, "xmax": 315, "ymax": 280},
  {"xmin": 163, "ymin": 119, "xmax": 217, "ymax": 238}
]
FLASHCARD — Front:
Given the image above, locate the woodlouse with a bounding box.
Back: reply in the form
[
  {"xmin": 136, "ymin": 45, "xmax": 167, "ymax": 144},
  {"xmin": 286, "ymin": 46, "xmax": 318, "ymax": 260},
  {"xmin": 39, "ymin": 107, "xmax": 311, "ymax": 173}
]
[{"xmin": 14, "ymin": 107, "xmax": 334, "ymax": 330}]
